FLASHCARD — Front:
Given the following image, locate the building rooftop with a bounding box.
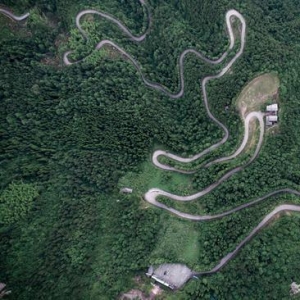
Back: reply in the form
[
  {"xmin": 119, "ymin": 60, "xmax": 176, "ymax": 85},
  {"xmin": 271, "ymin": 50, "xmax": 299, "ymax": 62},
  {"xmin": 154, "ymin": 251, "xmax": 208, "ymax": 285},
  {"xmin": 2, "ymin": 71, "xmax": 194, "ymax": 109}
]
[
  {"xmin": 147, "ymin": 264, "xmax": 193, "ymax": 289},
  {"xmin": 266, "ymin": 115, "xmax": 278, "ymax": 122},
  {"xmin": 266, "ymin": 103, "xmax": 278, "ymax": 112},
  {"xmin": 120, "ymin": 188, "xmax": 133, "ymax": 194}
]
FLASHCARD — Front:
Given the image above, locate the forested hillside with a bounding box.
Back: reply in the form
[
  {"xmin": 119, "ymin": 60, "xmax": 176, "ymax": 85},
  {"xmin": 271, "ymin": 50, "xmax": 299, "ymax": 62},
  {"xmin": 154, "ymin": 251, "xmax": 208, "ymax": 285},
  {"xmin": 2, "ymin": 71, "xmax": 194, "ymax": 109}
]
[{"xmin": 1, "ymin": 0, "xmax": 300, "ymax": 299}]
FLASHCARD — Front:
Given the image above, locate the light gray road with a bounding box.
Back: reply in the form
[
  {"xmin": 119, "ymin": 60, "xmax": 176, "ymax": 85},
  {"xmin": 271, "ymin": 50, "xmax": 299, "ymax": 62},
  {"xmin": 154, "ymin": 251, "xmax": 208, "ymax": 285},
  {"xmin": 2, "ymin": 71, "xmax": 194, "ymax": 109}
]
[
  {"xmin": 64, "ymin": 7, "xmax": 247, "ymax": 168},
  {"xmin": 75, "ymin": 1, "xmax": 151, "ymax": 42},
  {"xmin": 63, "ymin": 8, "xmax": 243, "ymax": 100},
  {"xmin": 153, "ymin": 111, "xmax": 263, "ymax": 171},
  {"xmin": 0, "ymin": 8, "xmax": 29, "ymax": 21},
  {"xmin": 206, "ymin": 112, "xmax": 264, "ymax": 166},
  {"xmin": 145, "ymin": 113, "xmax": 265, "ymax": 208},
  {"xmin": 152, "ymin": 10, "xmax": 246, "ymax": 170}
]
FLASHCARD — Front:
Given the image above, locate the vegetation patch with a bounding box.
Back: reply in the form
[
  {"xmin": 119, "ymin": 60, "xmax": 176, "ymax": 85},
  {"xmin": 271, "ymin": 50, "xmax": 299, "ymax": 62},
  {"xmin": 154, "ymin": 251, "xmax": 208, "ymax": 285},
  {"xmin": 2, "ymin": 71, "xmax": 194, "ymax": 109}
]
[
  {"xmin": 149, "ymin": 217, "xmax": 200, "ymax": 267},
  {"xmin": 118, "ymin": 161, "xmax": 193, "ymax": 197},
  {"xmin": 0, "ymin": 181, "xmax": 39, "ymax": 225}
]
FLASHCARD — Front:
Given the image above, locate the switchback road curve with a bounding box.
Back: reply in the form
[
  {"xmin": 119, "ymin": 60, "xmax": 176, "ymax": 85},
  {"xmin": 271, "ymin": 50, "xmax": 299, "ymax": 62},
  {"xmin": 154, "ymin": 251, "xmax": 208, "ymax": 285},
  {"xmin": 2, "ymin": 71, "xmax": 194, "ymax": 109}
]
[
  {"xmin": 144, "ymin": 114, "xmax": 265, "ymax": 210},
  {"xmin": 64, "ymin": 7, "xmax": 246, "ymax": 171},
  {"xmin": 153, "ymin": 111, "xmax": 263, "ymax": 172}
]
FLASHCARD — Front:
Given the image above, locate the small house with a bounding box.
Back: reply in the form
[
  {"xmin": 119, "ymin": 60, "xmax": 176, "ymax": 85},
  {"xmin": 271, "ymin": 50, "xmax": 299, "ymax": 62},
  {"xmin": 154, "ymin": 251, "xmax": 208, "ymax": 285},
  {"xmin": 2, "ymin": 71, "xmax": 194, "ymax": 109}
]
[
  {"xmin": 266, "ymin": 103, "xmax": 278, "ymax": 113},
  {"xmin": 266, "ymin": 103, "xmax": 279, "ymax": 126},
  {"xmin": 120, "ymin": 188, "xmax": 133, "ymax": 194},
  {"xmin": 266, "ymin": 115, "xmax": 278, "ymax": 126}
]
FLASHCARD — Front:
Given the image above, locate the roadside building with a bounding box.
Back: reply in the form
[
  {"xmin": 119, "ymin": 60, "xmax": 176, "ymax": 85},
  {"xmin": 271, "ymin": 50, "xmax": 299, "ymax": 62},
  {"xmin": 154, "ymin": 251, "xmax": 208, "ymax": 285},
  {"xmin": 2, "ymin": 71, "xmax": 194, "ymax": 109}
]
[
  {"xmin": 266, "ymin": 115, "xmax": 278, "ymax": 126},
  {"xmin": 266, "ymin": 103, "xmax": 279, "ymax": 126},
  {"xmin": 266, "ymin": 103, "xmax": 278, "ymax": 113},
  {"xmin": 151, "ymin": 275, "xmax": 175, "ymax": 290},
  {"xmin": 120, "ymin": 187, "xmax": 133, "ymax": 194},
  {"xmin": 146, "ymin": 264, "xmax": 193, "ymax": 290}
]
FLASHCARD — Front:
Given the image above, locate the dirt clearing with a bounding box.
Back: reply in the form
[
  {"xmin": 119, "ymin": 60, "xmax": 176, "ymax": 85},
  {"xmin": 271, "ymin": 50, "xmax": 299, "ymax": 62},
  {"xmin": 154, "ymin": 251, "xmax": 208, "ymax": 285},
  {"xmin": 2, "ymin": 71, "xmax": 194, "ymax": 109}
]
[
  {"xmin": 234, "ymin": 73, "xmax": 279, "ymax": 153},
  {"xmin": 236, "ymin": 73, "xmax": 280, "ymax": 116}
]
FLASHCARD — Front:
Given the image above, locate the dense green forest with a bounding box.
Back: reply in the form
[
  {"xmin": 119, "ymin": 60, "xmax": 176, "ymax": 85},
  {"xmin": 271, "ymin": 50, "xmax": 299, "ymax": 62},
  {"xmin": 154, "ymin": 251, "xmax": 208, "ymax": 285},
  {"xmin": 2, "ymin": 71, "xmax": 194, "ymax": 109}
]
[{"xmin": 1, "ymin": 0, "xmax": 300, "ymax": 299}]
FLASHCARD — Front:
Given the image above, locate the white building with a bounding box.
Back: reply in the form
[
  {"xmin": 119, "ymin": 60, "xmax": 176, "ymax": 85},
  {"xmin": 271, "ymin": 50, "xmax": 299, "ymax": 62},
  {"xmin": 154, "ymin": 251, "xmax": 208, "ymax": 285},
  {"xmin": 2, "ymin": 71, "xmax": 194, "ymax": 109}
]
[
  {"xmin": 266, "ymin": 103, "xmax": 279, "ymax": 126},
  {"xmin": 120, "ymin": 188, "xmax": 133, "ymax": 194},
  {"xmin": 267, "ymin": 115, "xmax": 278, "ymax": 122},
  {"xmin": 266, "ymin": 115, "xmax": 278, "ymax": 126},
  {"xmin": 266, "ymin": 103, "xmax": 278, "ymax": 112}
]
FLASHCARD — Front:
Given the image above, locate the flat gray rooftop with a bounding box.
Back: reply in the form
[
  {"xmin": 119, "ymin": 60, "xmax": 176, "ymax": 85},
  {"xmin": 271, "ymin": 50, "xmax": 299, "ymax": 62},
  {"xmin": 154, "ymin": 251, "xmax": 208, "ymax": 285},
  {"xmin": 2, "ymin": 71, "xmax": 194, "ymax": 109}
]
[{"xmin": 150, "ymin": 264, "xmax": 193, "ymax": 289}]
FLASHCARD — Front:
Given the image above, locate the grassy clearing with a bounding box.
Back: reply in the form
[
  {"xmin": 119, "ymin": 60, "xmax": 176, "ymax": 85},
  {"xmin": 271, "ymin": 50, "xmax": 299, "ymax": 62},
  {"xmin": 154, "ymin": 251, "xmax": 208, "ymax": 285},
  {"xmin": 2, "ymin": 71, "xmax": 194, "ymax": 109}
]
[
  {"xmin": 149, "ymin": 217, "xmax": 200, "ymax": 267},
  {"xmin": 119, "ymin": 161, "xmax": 203, "ymax": 267},
  {"xmin": 118, "ymin": 160, "xmax": 194, "ymax": 198},
  {"xmin": 235, "ymin": 72, "xmax": 280, "ymax": 116}
]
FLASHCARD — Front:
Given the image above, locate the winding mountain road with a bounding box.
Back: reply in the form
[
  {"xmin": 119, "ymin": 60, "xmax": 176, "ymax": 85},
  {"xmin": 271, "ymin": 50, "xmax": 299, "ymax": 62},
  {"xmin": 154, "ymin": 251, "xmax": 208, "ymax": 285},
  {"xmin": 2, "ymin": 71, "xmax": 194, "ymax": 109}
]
[
  {"xmin": 62, "ymin": 2, "xmax": 300, "ymax": 278},
  {"xmin": 1, "ymin": 0, "xmax": 300, "ymax": 285},
  {"xmin": 75, "ymin": 3, "xmax": 151, "ymax": 42},
  {"xmin": 145, "ymin": 111, "xmax": 265, "ymax": 216},
  {"xmin": 153, "ymin": 111, "xmax": 264, "ymax": 172},
  {"xmin": 0, "ymin": 8, "xmax": 29, "ymax": 21},
  {"xmin": 64, "ymin": 7, "xmax": 241, "ymax": 99}
]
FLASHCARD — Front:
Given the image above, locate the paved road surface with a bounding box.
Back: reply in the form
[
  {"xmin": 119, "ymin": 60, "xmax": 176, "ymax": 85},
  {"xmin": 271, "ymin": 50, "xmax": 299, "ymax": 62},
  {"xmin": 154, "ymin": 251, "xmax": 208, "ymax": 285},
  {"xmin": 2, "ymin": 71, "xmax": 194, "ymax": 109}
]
[{"xmin": 0, "ymin": 8, "xmax": 29, "ymax": 21}]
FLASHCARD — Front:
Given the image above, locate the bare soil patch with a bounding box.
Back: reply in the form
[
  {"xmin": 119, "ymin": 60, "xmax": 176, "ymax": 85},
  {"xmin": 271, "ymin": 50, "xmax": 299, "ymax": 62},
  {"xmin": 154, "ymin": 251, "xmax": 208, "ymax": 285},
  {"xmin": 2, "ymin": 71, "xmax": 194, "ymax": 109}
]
[
  {"xmin": 246, "ymin": 119, "xmax": 259, "ymax": 152},
  {"xmin": 120, "ymin": 284, "xmax": 162, "ymax": 300},
  {"xmin": 236, "ymin": 73, "xmax": 280, "ymax": 117}
]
